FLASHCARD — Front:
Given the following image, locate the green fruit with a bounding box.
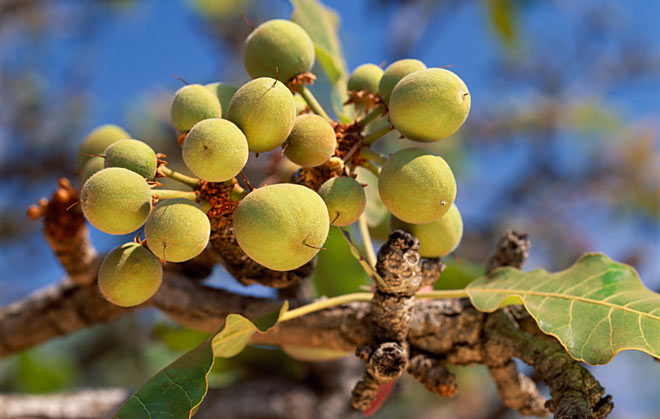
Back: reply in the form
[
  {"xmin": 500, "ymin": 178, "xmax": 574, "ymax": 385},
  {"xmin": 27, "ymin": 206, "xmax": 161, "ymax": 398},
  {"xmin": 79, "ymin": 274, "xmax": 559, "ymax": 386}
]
[
  {"xmin": 390, "ymin": 204, "xmax": 463, "ymax": 258},
  {"xmin": 389, "ymin": 68, "xmax": 470, "ymax": 142},
  {"xmin": 318, "ymin": 177, "xmax": 366, "ymax": 227},
  {"xmin": 98, "ymin": 242, "xmax": 163, "ymax": 307},
  {"xmin": 293, "ymin": 93, "xmax": 308, "ymax": 115},
  {"xmin": 227, "ymin": 77, "xmax": 296, "ymax": 153},
  {"xmin": 80, "ymin": 156, "xmax": 105, "ymax": 183},
  {"xmin": 284, "ymin": 114, "xmax": 336, "ymax": 167},
  {"xmin": 171, "ymin": 84, "xmax": 222, "ymax": 133},
  {"xmin": 205, "ymin": 82, "xmax": 237, "ymax": 118},
  {"xmin": 145, "ymin": 198, "xmax": 210, "ymax": 263},
  {"xmin": 182, "ymin": 118, "xmax": 248, "ymax": 182},
  {"xmin": 104, "ymin": 139, "xmax": 157, "ymax": 180},
  {"xmin": 378, "ymin": 148, "xmax": 456, "ymax": 224},
  {"xmin": 378, "ymin": 59, "xmax": 426, "ymax": 105},
  {"xmin": 348, "ymin": 64, "xmax": 383, "ymax": 94},
  {"xmin": 233, "ymin": 184, "xmax": 329, "ymax": 271},
  {"xmin": 81, "ymin": 167, "xmax": 152, "ymax": 235},
  {"xmin": 243, "ymin": 19, "xmax": 315, "ymax": 82},
  {"xmin": 77, "ymin": 124, "xmax": 131, "ymax": 168}
]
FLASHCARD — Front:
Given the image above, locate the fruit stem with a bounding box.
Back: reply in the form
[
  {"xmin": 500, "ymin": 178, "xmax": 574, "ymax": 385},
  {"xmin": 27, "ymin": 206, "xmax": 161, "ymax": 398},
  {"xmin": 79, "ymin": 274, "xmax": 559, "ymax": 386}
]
[
  {"xmin": 160, "ymin": 166, "xmax": 201, "ymax": 189},
  {"xmin": 357, "ymin": 105, "xmax": 384, "ymax": 128},
  {"xmin": 278, "ymin": 289, "xmax": 470, "ymax": 322},
  {"xmin": 362, "ymin": 124, "xmax": 394, "ymax": 146},
  {"xmin": 359, "ymin": 147, "xmax": 387, "ymax": 165},
  {"xmin": 361, "ymin": 160, "xmax": 380, "ymax": 177},
  {"xmin": 152, "ymin": 189, "xmax": 198, "ymax": 201},
  {"xmin": 358, "ymin": 213, "xmax": 377, "ymax": 268},
  {"xmin": 230, "ymin": 185, "xmax": 249, "ymax": 201},
  {"xmin": 300, "ymin": 86, "xmax": 332, "ymax": 122}
]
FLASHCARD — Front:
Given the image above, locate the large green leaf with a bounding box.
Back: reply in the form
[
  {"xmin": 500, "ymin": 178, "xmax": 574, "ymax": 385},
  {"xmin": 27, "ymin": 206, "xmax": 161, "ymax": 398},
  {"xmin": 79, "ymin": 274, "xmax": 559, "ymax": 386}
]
[
  {"xmin": 484, "ymin": 0, "xmax": 518, "ymax": 46},
  {"xmin": 313, "ymin": 227, "xmax": 368, "ymax": 297},
  {"xmin": 115, "ymin": 303, "xmax": 288, "ymax": 418},
  {"xmin": 467, "ymin": 253, "xmax": 660, "ymax": 365},
  {"xmin": 290, "ymin": 0, "xmax": 351, "ymax": 121}
]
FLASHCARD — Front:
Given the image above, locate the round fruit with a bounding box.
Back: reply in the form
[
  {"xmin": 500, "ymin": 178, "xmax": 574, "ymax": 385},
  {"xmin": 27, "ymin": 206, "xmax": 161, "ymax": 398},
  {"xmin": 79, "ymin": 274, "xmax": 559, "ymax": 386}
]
[
  {"xmin": 80, "ymin": 156, "xmax": 105, "ymax": 183},
  {"xmin": 233, "ymin": 184, "xmax": 329, "ymax": 271},
  {"xmin": 98, "ymin": 242, "xmax": 163, "ymax": 307},
  {"xmin": 318, "ymin": 177, "xmax": 366, "ymax": 226},
  {"xmin": 284, "ymin": 114, "xmax": 336, "ymax": 167},
  {"xmin": 243, "ymin": 19, "xmax": 315, "ymax": 82},
  {"xmin": 227, "ymin": 77, "xmax": 296, "ymax": 153},
  {"xmin": 378, "ymin": 59, "xmax": 426, "ymax": 105},
  {"xmin": 389, "ymin": 68, "xmax": 470, "ymax": 142},
  {"xmin": 81, "ymin": 167, "xmax": 152, "ymax": 235},
  {"xmin": 104, "ymin": 139, "xmax": 157, "ymax": 180},
  {"xmin": 348, "ymin": 64, "xmax": 383, "ymax": 94},
  {"xmin": 378, "ymin": 148, "xmax": 456, "ymax": 224},
  {"xmin": 145, "ymin": 198, "xmax": 210, "ymax": 263},
  {"xmin": 77, "ymin": 124, "xmax": 130, "ymax": 168},
  {"xmin": 205, "ymin": 82, "xmax": 237, "ymax": 118},
  {"xmin": 171, "ymin": 84, "xmax": 222, "ymax": 133},
  {"xmin": 182, "ymin": 118, "xmax": 249, "ymax": 182},
  {"xmin": 390, "ymin": 204, "xmax": 463, "ymax": 258}
]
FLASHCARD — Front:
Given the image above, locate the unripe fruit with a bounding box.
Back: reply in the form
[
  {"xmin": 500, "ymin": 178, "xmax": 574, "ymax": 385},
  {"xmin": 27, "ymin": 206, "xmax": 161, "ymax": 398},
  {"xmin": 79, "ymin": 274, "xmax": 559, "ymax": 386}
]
[
  {"xmin": 227, "ymin": 77, "xmax": 296, "ymax": 153},
  {"xmin": 318, "ymin": 177, "xmax": 366, "ymax": 226},
  {"xmin": 233, "ymin": 184, "xmax": 329, "ymax": 271},
  {"xmin": 243, "ymin": 19, "xmax": 315, "ymax": 82},
  {"xmin": 182, "ymin": 118, "xmax": 249, "ymax": 182},
  {"xmin": 205, "ymin": 82, "xmax": 237, "ymax": 118},
  {"xmin": 81, "ymin": 167, "xmax": 152, "ymax": 235},
  {"xmin": 378, "ymin": 59, "xmax": 426, "ymax": 106},
  {"xmin": 390, "ymin": 204, "xmax": 463, "ymax": 258},
  {"xmin": 104, "ymin": 139, "xmax": 157, "ymax": 180},
  {"xmin": 378, "ymin": 148, "xmax": 456, "ymax": 224},
  {"xmin": 77, "ymin": 124, "xmax": 131, "ymax": 168},
  {"xmin": 284, "ymin": 114, "xmax": 337, "ymax": 167},
  {"xmin": 98, "ymin": 242, "xmax": 163, "ymax": 307},
  {"xmin": 389, "ymin": 68, "xmax": 470, "ymax": 142},
  {"xmin": 145, "ymin": 198, "xmax": 210, "ymax": 263},
  {"xmin": 348, "ymin": 64, "xmax": 383, "ymax": 94},
  {"xmin": 80, "ymin": 156, "xmax": 105, "ymax": 183},
  {"xmin": 171, "ymin": 84, "xmax": 222, "ymax": 133}
]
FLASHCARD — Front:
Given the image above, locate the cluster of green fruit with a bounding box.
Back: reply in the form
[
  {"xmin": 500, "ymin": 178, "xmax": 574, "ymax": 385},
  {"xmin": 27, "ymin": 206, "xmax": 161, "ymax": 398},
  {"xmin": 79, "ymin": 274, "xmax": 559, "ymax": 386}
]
[{"xmin": 75, "ymin": 18, "xmax": 468, "ymax": 307}]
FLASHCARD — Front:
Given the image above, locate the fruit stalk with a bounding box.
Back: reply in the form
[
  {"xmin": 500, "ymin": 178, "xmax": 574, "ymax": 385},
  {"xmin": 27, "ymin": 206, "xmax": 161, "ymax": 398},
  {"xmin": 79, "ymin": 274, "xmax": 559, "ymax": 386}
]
[
  {"xmin": 357, "ymin": 105, "xmax": 384, "ymax": 128},
  {"xmin": 362, "ymin": 124, "xmax": 393, "ymax": 146},
  {"xmin": 152, "ymin": 189, "xmax": 198, "ymax": 201},
  {"xmin": 358, "ymin": 213, "xmax": 377, "ymax": 267},
  {"xmin": 359, "ymin": 147, "xmax": 387, "ymax": 164},
  {"xmin": 299, "ymin": 85, "xmax": 331, "ymax": 122},
  {"xmin": 159, "ymin": 166, "xmax": 201, "ymax": 189}
]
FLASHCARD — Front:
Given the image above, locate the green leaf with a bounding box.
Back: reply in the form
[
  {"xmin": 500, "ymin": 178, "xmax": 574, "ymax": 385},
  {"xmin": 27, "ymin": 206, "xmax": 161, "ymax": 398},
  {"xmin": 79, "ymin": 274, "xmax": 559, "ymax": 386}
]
[
  {"xmin": 467, "ymin": 253, "xmax": 660, "ymax": 365},
  {"xmin": 115, "ymin": 303, "xmax": 288, "ymax": 418},
  {"xmin": 339, "ymin": 227, "xmax": 386, "ymax": 289},
  {"xmin": 484, "ymin": 0, "xmax": 517, "ymax": 46},
  {"xmin": 313, "ymin": 227, "xmax": 368, "ymax": 297},
  {"xmin": 290, "ymin": 0, "xmax": 351, "ymax": 120}
]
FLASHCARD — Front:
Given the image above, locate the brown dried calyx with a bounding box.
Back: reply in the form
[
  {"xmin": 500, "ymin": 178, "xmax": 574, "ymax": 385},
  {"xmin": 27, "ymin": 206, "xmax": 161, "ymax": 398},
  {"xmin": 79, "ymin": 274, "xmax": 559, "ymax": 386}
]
[
  {"xmin": 351, "ymin": 230, "xmax": 426, "ymax": 411},
  {"xmin": 286, "ymin": 71, "xmax": 317, "ymax": 93},
  {"xmin": 345, "ymin": 89, "xmax": 382, "ymax": 112}
]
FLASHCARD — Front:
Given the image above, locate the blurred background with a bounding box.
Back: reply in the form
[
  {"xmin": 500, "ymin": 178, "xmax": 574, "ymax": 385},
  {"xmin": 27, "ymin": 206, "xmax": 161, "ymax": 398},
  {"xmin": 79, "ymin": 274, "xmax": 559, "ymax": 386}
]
[{"xmin": 0, "ymin": 0, "xmax": 658, "ymax": 418}]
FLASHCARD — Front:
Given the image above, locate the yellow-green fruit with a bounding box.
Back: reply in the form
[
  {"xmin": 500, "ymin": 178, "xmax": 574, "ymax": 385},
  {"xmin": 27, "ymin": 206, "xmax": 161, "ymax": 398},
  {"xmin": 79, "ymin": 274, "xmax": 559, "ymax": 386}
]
[
  {"xmin": 390, "ymin": 204, "xmax": 463, "ymax": 257},
  {"xmin": 378, "ymin": 148, "xmax": 456, "ymax": 224},
  {"xmin": 284, "ymin": 114, "xmax": 337, "ymax": 167},
  {"xmin": 233, "ymin": 184, "xmax": 329, "ymax": 271},
  {"xmin": 205, "ymin": 82, "xmax": 237, "ymax": 118},
  {"xmin": 243, "ymin": 19, "xmax": 315, "ymax": 82},
  {"xmin": 318, "ymin": 177, "xmax": 366, "ymax": 226},
  {"xmin": 98, "ymin": 242, "xmax": 163, "ymax": 307},
  {"xmin": 104, "ymin": 139, "xmax": 157, "ymax": 180},
  {"xmin": 389, "ymin": 68, "xmax": 470, "ymax": 142},
  {"xmin": 227, "ymin": 77, "xmax": 296, "ymax": 152},
  {"xmin": 378, "ymin": 59, "xmax": 426, "ymax": 105},
  {"xmin": 171, "ymin": 84, "xmax": 222, "ymax": 133},
  {"xmin": 145, "ymin": 198, "xmax": 210, "ymax": 263},
  {"xmin": 77, "ymin": 124, "xmax": 131, "ymax": 167},
  {"xmin": 81, "ymin": 167, "xmax": 152, "ymax": 235},
  {"xmin": 182, "ymin": 118, "xmax": 249, "ymax": 182},
  {"xmin": 80, "ymin": 156, "xmax": 105, "ymax": 183},
  {"xmin": 348, "ymin": 64, "xmax": 383, "ymax": 94}
]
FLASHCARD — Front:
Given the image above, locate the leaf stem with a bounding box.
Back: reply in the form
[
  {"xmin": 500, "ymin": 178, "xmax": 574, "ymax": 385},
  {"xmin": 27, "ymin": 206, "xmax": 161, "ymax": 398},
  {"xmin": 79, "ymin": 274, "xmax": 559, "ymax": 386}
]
[
  {"xmin": 159, "ymin": 166, "xmax": 201, "ymax": 189},
  {"xmin": 300, "ymin": 86, "xmax": 331, "ymax": 122},
  {"xmin": 362, "ymin": 124, "xmax": 394, "ymax": 146},
  {"xmin": 358, "ymin": 213, "xmax": 377, "ymax": 268},
  {"xmin": 357, "ymin": 105, "xmax": 385, "ymax": 128},
  {"xmin": 152, "ymin": 189, "xmax": 198, "ymax": 201}
]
